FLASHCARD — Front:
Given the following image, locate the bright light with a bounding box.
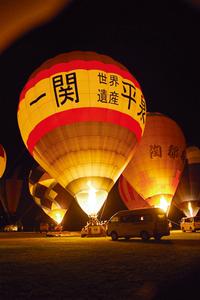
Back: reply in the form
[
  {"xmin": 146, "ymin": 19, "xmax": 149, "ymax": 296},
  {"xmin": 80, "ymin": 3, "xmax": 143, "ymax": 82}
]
[
  {"xmin": 183, "ymin": 200, "xmax": 199, "ymax": 217},
  {"xmin": 155, "ymin": 196, "xmax": 170, "ymax": 212},
  {"xmin": 55, "ymin": 212, "xmax": 62, "ymax": 224},
  {"xmin": 76, "ymin": 181, "xmax": 108, "ymax": 218},
  {"xmin": 188, "ymin": 202, "xmax": 193, "ymax": 217},
  {"xmin": 48, "ymin": 208, "xmax": 66, "ymax": 224}
]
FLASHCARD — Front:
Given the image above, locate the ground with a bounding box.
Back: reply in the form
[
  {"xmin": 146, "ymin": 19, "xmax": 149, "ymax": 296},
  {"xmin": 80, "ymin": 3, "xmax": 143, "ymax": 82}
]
[{"xmin": 0, "ymin": 230, "xmax": 200, "ymax": 299}]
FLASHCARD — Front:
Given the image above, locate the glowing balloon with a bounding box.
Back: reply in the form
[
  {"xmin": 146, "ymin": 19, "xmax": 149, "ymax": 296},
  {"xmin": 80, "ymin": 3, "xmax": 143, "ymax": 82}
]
[
  {"xmin": 122, "ymin": 112, "xmax": 186, "ymax": 213},
  {"xmin": 18, "ymin": 51, "xmax": 146, "ymax": 219},
  {"xmin": 0, "ymin": 0, "xmax": 70, "ymax": 52},
  {"xmin": 0, "ymin": 144, "xmax": 6, "ymax": 178},
  {"xmin": 29, "ymin": 165, "xmax": 73, "ymax": 224},
  {"xmin": 0, "ymin": 178, "xmax": 23, "ymax": 216},
  {"xmin": 118, "ymin": 175, "xmax": 150, "ymax": 210},
  {"xmin": 173, "ymin": 146, "xmax": 200, "ymax": 217}
]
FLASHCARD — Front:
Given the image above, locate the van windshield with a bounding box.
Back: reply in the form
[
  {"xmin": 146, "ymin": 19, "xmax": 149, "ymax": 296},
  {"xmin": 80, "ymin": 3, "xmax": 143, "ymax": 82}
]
[{"xmin": 194, "ymin": 216, "xmax": 200, "ymax": 222}]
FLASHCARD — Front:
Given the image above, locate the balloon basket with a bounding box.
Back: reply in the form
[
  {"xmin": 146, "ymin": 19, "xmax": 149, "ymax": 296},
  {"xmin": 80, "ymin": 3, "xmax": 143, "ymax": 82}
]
[
  {"xmin": 46, "ymin": 224, "xmax": 63, "ymax": 237},
  {"xmin": 80, "ymin": 218, "xmax": 107, "ymax": 238},
  {"xmin": 46, "ymin": 231, "xmax": 62, "ymax": 237}
]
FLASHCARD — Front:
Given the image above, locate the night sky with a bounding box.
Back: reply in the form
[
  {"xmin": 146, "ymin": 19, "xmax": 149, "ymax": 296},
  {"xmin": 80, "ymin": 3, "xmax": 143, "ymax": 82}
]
[{"xmin": 0, "ymin": 0, "xmax": 199, "ymax": 226}]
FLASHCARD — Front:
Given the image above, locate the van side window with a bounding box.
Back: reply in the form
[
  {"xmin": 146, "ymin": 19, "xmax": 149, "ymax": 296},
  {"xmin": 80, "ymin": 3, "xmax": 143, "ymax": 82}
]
[
  {"xmin": 120, "ymin": 215, "xmax": 139, "ymax": 223},
  {"xmin": 143, "ymin": 214, "xmax": 153, "ymax": 222},
  {"xmin": 121, "ymin": 214, "xmax": 153, "ymax": 223},
  {"xmin": 110, "ymin": 216, "xmax": 119, "ymax": 223},
  {"xmin": 131, "ymin": 215, "xmax": 141, "ymax": 222},
  {"xmin": 121, "ymin": 215, "xmax": 133, "ymax": 223},
  {"xmin": 133, "ymin": 214, "xmax": 153, "ymax": 222}
]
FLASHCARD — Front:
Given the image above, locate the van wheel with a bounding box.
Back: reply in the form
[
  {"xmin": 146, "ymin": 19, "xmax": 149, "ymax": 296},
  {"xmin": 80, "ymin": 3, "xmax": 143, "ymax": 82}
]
[
  {"xmin": 125, "ymin": 236, "xmax": 130, "ymax": 240},
  {"xmin": 154, "ymin": 234, "xmax": 162, "ymax": 241},
  {"xmin": 111, "ymin": 231, "xmax": 118, "ymax": 241},
  {"xmin": 182, "ymin": 228, "xmax": 185, "ymax": 232},
  {"xmin": 141, "ymin": 231, "xmax": 150, "ymax": 241}
]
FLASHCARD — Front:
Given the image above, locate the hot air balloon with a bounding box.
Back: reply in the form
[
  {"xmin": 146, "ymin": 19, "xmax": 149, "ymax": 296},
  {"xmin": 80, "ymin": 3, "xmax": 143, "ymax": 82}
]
[
  {"xmin": 0, "ymin": 0, "xmax": 70, "ymax": 52},
  {"xmin": 0, "ymin": 144, "xmax": 6, "ymax": 178},
  {"xmin": 172, "ymin": 146, "xmax": 200, "ymax": 217},
  {"xmin": 29, "ymin": 165, "xmax": 73, "ymax": 225},
  {"xmin": 118, "ymin": 175, "xmax": 150, "ymax": 210},
  {"xmin": 122, "ymin": 112, "xmax": 186, "ymax": 213},
  {"xmin": 0, "ymin": 177, "xmax": 23, "ymax": 223},
  {"xmin": 18, "ymin": 51, "xmax": 146, "ymax": 222}
]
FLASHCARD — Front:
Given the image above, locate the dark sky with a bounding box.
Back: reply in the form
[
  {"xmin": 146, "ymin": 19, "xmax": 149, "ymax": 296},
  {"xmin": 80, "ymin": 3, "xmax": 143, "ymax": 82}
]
[
  {"xmin": 0, "ymin": 0, "xmax": 199, "ymax": 223},
  {"xmin": 0, "ymin": 0, "xmax": 199, "ymax": 174}
]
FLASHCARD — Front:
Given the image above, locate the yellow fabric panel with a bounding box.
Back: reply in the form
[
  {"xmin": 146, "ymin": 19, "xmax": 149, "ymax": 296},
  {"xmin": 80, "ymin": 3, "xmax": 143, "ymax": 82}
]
[
  {"xmin": 66, "ymin": 177, "xmax": 114, "ymax": 197},
  {"xmin": 0, "ymin": 152, "xmax": 6, "ymax": 178},
  {"xmin": 31, "ymin": 123, "xmax": 137, "ymax": 195}
]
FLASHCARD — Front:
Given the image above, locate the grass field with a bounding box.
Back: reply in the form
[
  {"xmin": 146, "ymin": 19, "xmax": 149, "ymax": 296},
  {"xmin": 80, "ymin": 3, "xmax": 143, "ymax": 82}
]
[{"xmin": 0, "ymin": 230, "xmax": 200, "ymax": 299}]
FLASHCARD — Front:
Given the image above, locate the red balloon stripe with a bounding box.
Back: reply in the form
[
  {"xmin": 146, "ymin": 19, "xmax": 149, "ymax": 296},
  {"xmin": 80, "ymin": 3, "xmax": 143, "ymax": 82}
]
[
  {"xmin": 27, "ymin": 107, "xmax": 142, "ymax": 154},
  {"xmin": 19, "ymin": 59, "xmax": 141, "ymax": 105}
]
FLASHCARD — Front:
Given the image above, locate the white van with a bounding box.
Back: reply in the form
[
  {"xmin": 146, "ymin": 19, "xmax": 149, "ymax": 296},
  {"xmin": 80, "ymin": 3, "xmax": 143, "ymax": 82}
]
[
  {"xmin": 106, "ymin": 207, "xmax": 170, "ymax": 241},
  {"xmin": 180, "ymin": 216, "xmax": 200, "ymax": 232}
]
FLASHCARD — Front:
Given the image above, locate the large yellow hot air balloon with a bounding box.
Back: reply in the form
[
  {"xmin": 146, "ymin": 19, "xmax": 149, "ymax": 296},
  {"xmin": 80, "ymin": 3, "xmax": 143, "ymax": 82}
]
[
  {"xmin": 122, "ymin": 112, "xmax": 186, "ymax": 213},
  {"xmin": 29, "ymin": 165, "xmax": 73, "ymax": 225},
  {"xmin": 18, "ymin": 51, "xmax": 146, "ymax": 220},
  {"xmin": 0, "ymin": 144, "xmax": 6, "ymax": 178},
  {"xmin": 172, "ymin": 146, "xmax": 200, "ymax": 217}
]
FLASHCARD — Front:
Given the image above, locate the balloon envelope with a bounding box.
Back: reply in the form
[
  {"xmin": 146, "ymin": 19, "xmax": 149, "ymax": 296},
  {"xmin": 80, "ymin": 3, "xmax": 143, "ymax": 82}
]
[
  {"xmin": 0, "ymin": 178, "xmax": 23, "ymax": 215},
  {"xmin": 118, "ymin": 175, "xmax": 150, "ymax": 210},
  {"xmin": 173, "ymin": 146, "xmax": 200, "ymax": 217},
  {"xmin": 122, "ymin": 112, "xmax": 186, "ymax": 212},
  {"xmin": 29, "ymin": 165, "xmax": 73, "ymax": 224},
  {"xmin": 18, "ymin": 51, "xmax": 146, "ymax": 218},
  {"xmin": 0, "ymin": 144, "xmax": 6, "ymax": 178}
]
